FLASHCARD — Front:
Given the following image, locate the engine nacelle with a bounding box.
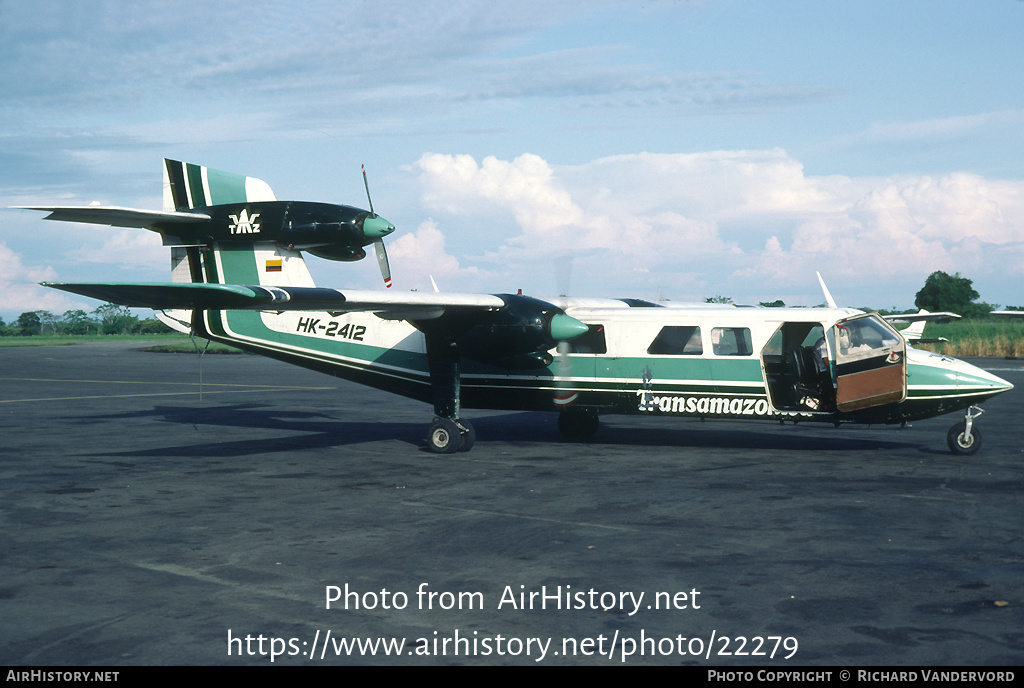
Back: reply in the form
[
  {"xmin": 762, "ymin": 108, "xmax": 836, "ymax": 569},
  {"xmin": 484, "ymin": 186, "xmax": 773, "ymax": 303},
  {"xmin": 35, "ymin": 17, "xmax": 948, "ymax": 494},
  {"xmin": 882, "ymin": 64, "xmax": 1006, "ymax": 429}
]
[
  {"xmin": 493, "ymin": 351, "xmax": 555, "ymax": 370},
  {"xmin": 454, "ymin": 295, "xmax": 588, "ymax": 367},
  {"xmin": 306, "ymin": 245, "xmax": 366, "ymax": 262},
  {"xmin": 175, "ymin": 201, "xmax": 394, "ymax": 264}
]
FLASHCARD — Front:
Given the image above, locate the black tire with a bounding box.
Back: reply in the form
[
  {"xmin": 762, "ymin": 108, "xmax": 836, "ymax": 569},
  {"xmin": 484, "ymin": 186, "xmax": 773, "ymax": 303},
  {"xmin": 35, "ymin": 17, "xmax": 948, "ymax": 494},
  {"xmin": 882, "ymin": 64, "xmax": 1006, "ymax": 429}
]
[
  {"xmin": 558, "ymin": 408, "xmax": 599, "ymax": 441},
  {"xmin": 427, "ymin": 418, "xmax": 462, "ymax": 454},
  {"xmin": 947, "ymin": 421, "xmax": 982, "ymax": 455},
  {"xmin": 457, "ymin": 420, "xmax": 475, "ymax": 453}
]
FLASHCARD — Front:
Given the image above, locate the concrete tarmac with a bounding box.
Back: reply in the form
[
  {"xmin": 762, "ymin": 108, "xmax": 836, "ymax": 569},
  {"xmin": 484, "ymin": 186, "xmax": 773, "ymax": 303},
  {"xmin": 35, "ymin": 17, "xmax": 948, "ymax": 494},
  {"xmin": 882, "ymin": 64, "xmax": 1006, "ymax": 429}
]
[{"xmin": 1, "ymin": 341, "xmax": 1022, "ymax": 665}]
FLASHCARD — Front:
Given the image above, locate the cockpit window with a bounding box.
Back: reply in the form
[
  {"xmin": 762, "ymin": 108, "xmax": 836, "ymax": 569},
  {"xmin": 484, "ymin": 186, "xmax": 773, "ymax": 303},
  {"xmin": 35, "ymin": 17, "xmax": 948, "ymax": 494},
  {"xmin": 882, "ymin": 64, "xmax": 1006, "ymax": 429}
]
[
  {"xmin": 648, "ymin": 326, "xmax": 703, "ymax": 355},
  {"xmin": 834, "ymin": 315, "xmax": 901, "ymax": 361}
]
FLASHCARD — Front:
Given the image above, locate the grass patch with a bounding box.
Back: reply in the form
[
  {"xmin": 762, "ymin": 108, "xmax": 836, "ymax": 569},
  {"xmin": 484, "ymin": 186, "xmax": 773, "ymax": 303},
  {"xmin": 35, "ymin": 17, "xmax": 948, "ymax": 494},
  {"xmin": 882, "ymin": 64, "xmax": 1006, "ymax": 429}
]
[
  {"xmin": 141, "ymin": 341, "xmax": 246, "ymax": 354},
  {"xmin": 0, "ymin": 333, "xmax": 189, "ymax": 347},
  {"xmin": 0, "ymin": 333, "xmax": 246, "ymax": 354},
  {"xmin": 901, "ymin": 317, "xmax": 1024, "ymax": 357}
]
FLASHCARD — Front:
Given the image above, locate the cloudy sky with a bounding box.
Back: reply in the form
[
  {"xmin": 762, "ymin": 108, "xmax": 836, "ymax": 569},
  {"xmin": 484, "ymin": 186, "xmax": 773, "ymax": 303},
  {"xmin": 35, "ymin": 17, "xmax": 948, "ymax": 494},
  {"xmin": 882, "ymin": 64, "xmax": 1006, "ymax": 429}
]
[{"xmin": 2, "ymin": 0, "xmax": 1023, "ymax": 319}]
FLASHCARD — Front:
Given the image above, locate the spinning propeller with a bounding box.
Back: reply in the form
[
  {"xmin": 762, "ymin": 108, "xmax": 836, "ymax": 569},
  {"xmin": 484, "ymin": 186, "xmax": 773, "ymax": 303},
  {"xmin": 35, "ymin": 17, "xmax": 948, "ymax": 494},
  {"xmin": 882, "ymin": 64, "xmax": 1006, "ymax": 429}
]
[
  {"xmin": 362, "ymin": 165, "xmax": 393, "ymax": 288},
  {"xmin": 551, "ymin": 257, "xmax": 582, "ymax": 409}
]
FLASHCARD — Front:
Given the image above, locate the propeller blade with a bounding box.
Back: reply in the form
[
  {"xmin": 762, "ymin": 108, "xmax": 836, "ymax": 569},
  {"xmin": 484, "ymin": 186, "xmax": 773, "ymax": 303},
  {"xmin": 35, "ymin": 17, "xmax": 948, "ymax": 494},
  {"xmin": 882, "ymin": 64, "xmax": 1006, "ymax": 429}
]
[
  {"xmin": 553, "ymin": 340, "xmax": 578, "ymax": 408},
  {"xmin": 374, "ymin": 238, "xmax": 392, "ymax": 288},
  {"xmin": 362, "ymin": 164, "xmax": 375, "ymax": 216},
  {"xmin": 362, "ymin": 166, "xmax": 393, "ymax": 288}
]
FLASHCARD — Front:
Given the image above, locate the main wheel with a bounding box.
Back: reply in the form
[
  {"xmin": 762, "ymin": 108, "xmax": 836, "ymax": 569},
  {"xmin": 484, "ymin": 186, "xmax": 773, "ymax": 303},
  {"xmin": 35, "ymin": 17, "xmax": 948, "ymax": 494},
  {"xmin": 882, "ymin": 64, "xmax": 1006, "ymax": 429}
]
[
  {"xmin": 456, "ymin": 420, "xmax": 475, "ymax": 453},
  {"xmin": 427, "ymin": 418, "xmax": 462, "ymax": 454},
  {"xmin": 947, "ymin": 421, "xmax": 982, "ymax": 455}
]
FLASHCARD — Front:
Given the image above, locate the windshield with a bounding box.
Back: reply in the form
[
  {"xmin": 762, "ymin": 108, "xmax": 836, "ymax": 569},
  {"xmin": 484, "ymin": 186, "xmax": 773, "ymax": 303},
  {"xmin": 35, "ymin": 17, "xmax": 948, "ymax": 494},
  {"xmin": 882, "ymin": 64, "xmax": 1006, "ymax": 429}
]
[{"xmin": 834, "ymin": 314, "xmax": 902, "ymax": 362}]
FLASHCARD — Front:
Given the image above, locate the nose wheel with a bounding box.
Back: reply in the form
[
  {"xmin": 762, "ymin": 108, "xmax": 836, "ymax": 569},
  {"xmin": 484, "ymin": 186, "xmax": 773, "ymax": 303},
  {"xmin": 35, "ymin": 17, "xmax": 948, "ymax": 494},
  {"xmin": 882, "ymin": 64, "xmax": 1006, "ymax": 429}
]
[{"xmin": 947, "ymin": 406, "xmax": 983, "ymax": 455}]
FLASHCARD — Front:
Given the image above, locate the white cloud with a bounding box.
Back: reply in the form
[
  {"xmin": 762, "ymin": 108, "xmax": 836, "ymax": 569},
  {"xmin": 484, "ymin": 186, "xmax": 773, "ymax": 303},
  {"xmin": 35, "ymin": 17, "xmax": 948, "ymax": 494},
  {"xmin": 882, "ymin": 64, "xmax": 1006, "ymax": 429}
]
[
  {"xmin": 414, "ymin": 150, "xmax": 1024, "ymax": 306},
  {"xmin": 64, "ymin": 228, "xmax": 166, "ymax": 270},
  {"xmin": 387, "ymin": 218, "xmax": 490, "ymax": 292},
  {"xmin": 0, "ymin": 242, "xmax": 84, "ymax": 316}
]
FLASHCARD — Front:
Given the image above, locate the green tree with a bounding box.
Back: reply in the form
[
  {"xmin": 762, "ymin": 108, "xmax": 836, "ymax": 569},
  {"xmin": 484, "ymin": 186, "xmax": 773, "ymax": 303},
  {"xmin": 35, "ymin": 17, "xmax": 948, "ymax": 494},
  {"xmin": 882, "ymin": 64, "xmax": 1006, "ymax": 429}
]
[
  {"xmin": 16, "ymin": 311, "xmax": 42, "ymax": 336},
  {"xmin": 759, "ymin": 300, "xmax": 785, "ymax": 308},
  {"xmin": 93, "ymin": 303, "xmax": 138, "ymax": 334},
  {"xmin": 705, "ymin": 295, "xmax": 734, "ymax": 304},
  {"xmin": 38, "ymin": 311, "xmax": 60, "ymax": 335},
  {"xmin": 915, "ymin": 271, "xmax": 992, "ymax": 318},
  {"xmin": 135, "ymin": 317, "xmax": 173, "ymax": 335},
  {"xmin": 62, "ymin": 309, "xmax": 96, "ymax": 335}
]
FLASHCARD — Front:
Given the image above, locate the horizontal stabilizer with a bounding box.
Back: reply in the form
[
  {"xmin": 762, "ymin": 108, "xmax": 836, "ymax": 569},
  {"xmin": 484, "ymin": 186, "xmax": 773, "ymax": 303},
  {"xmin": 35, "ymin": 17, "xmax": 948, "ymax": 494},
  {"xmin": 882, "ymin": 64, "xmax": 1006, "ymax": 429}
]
[
  {"xmin": 15, "ymin": 206, "xmax": 210, "ymax": 229},
  {"xmin": 42, "ymin": 282, "xmax": 273, "ymax": 310},
  {"xmin": 882, "ymin": 309, "xmax": 961, "ymax": 323}
]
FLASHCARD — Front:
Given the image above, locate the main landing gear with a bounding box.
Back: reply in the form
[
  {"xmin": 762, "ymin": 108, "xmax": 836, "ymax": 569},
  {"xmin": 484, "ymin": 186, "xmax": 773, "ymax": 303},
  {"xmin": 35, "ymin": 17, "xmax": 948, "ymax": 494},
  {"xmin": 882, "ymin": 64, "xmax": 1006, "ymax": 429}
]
[
  {"xmin": 947, "ymin": 405, "xmax": 983, "ymax": 456},
  {"xmin": 423, "ymin": 335, "xmax": 478, "ymax": 454},
  {"xmin": 427, "ymin": 417, "xmax": 475, "ymax": 454}
]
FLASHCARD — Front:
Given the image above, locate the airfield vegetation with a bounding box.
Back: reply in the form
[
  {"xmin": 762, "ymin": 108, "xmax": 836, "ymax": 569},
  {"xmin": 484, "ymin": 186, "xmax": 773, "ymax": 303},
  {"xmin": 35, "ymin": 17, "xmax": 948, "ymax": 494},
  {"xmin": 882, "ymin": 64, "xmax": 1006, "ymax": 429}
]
[
  {"xmin": 907, "ymin": 318, "xmax": 1024, "ymax": 357},
  {"xmin": 0, "ymin": 332, "xmax": 245, "ymax": 354}
]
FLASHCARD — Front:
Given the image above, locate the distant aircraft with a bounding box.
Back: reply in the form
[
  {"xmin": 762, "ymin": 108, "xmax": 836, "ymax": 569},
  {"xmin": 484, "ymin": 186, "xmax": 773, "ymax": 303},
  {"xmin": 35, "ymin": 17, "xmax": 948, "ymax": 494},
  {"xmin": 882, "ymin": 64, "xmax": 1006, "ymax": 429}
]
[
  {"xmin": 992, "ymin": 311, "xmax": 1024, "ymax": 318},
  {"xmin": 22, "ymin": 160, "xmax": 1014, "ymax": 456},
  {"xmin": 883, "ymin": 309, "xmax": 960, "ymax": 344}
]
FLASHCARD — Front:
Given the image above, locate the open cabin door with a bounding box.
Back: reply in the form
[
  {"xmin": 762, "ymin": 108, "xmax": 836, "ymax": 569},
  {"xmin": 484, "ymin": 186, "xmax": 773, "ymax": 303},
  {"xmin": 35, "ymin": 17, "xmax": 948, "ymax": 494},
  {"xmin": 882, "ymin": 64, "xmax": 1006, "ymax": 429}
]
[{"xmin": 832, "ymin": 313, "xmax": 906, "ymax": 412}]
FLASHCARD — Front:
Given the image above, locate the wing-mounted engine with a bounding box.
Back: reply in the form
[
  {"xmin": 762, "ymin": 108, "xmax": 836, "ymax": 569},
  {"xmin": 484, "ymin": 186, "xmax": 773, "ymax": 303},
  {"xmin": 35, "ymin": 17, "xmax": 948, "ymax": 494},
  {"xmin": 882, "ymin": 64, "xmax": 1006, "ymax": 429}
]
[{"xmin": 421, "ymin": 294, "xmax": 589, "ymax": 370}]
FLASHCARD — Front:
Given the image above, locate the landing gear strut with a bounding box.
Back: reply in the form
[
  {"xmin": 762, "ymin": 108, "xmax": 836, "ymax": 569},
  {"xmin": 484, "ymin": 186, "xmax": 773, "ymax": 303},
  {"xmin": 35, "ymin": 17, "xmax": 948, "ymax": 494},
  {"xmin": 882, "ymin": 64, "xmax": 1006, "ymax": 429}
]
[
  {"xmin": 424, "ymin": 334, "xmax": 476, "ymax": 454},
  {"xmin": 947, "ymin": 406, "xmax": 983, "ymax": 456}
]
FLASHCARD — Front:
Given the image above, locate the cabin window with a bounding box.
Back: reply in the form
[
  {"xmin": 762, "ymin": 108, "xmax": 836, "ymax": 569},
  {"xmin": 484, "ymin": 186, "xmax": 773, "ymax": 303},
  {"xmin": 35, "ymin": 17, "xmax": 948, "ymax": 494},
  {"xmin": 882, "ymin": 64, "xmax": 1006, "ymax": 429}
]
[
  {"xmin": 570, "ymin": 324, "xmax": 607, "ymax": 354},
  {"xmin": 711, "ymin": 327, "xmax": 752, "ymax": 356},
  {"xmin": 648, "ymin": 326, "xmax": 703, "ymax": 355}
]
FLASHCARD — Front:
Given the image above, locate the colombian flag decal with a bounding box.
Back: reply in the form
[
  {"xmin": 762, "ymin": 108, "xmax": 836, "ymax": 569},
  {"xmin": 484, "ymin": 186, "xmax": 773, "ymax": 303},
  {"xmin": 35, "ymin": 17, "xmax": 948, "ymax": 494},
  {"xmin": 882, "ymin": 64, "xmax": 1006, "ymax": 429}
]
[{"xmin": 265, "ymin": 259, "xmax": 283, "ymax": 272}]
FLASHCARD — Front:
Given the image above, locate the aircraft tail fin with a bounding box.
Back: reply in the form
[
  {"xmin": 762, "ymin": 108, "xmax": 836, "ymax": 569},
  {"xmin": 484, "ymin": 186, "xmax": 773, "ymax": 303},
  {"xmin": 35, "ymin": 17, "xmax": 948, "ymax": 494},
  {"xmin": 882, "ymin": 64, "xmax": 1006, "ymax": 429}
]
[
  {"xmin": 162, "ymin": 159, "xmax": 277, "ymax": 211},
  {"xmin": 158, "ymin": 160, "xmax": 310, "ymax": 331},
  {"xmin": 901, "ymin": 319, "xmax": 927, "ymax": 340},
  {"xmin": 896, "ymin": 309, "xmax": 950, "ymax": 344}
]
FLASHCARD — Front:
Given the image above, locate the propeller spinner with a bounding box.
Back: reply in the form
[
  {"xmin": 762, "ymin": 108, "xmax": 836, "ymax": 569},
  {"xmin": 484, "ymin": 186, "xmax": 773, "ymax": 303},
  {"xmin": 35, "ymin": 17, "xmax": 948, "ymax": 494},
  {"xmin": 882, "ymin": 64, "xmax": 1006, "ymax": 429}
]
[{"xmin": 362, "ymin": 165, "xmax": 394, "ymax": 288}]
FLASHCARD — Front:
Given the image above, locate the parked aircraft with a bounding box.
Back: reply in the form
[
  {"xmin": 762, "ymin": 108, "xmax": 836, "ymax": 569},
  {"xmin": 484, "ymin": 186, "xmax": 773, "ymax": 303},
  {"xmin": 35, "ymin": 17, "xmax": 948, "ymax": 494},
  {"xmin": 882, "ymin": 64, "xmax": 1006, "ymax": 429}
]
[
  {"xmin": 884, "ymin": 309, "xmax": 959, "ymax": 344},
  {"xmin": 23, "ymin": 160, "xmax": 1013, "ymax": 455}
]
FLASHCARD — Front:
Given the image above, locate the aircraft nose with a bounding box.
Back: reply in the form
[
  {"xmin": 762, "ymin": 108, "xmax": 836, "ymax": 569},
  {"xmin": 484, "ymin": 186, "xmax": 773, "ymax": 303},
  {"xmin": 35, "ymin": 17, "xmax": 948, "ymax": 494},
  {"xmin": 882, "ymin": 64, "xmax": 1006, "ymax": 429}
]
[
  {"xmin": 362, "ymin": 215, "xmax": 395, "ymax": 239},
  {"xmin": 957, "ymin": 361, "xmax": 1014, "ymax": 395}
]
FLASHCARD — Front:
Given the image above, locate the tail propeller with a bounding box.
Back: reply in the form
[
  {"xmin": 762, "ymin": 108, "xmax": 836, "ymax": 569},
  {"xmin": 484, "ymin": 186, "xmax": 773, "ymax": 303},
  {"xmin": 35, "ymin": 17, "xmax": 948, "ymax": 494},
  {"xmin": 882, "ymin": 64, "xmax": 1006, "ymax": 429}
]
[{"xmin": 362, "ymin": 164, "xmax": 393, "ymax": 288}]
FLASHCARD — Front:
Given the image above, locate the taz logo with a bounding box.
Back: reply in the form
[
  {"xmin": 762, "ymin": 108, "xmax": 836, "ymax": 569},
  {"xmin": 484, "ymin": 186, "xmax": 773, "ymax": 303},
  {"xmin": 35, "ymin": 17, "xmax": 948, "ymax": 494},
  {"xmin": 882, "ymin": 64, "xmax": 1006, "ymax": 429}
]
[{"xmin": 228, "ymin": 208, "xmax": 261, "ymax": 234}]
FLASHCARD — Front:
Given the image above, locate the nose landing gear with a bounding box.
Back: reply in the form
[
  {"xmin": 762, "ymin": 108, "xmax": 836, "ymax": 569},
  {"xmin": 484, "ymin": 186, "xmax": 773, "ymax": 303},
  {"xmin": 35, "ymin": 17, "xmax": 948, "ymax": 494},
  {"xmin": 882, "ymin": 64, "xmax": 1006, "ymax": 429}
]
[{"xmin": 947, "ymin": 406, "xmax": 983, "ymax": 456}]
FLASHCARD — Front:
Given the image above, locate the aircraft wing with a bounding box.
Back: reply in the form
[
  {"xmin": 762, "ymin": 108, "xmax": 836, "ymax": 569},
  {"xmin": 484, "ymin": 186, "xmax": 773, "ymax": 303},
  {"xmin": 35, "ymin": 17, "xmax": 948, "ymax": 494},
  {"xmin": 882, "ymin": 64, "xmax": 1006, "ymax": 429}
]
[
  {"xmin": 992, "ymin": 310, "xmax": 1024, "ymax": 318},
  {"xmin": 42, "ymin": 282, "xmax": 505, "ymax": 319},
  {"xmin": 14, "ymin": 206, "xmax": 210, "ymax": 229},
  {"xmin": 882, "ymin": 310, "xmax": 961, "ymax": 323}
]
